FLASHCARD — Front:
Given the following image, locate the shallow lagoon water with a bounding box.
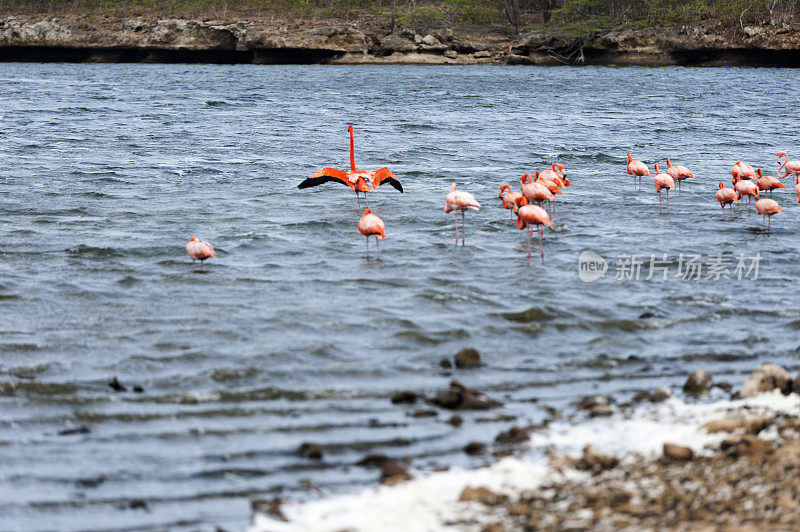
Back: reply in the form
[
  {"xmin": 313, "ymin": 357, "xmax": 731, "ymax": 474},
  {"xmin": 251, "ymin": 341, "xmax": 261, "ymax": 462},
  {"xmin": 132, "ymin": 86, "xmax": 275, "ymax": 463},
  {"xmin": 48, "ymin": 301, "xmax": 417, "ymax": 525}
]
[{"xmin": 0, "ymin": 64, "xmax": 799, "ymax": 531}]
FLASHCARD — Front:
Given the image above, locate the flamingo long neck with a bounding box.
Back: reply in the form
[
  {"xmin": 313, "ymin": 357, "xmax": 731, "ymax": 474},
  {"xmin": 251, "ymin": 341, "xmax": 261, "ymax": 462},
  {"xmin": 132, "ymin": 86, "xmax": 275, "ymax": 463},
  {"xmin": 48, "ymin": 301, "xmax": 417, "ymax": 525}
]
[
  {"xmin": 349, "ymin": 127, "xmax": 356, "ymax": 171},
  {"xmin": 626, "ymin": 151, "xmax": 632, "ymax": 163},
  {"xmin": 499, "ymin": 185, "xmax": 510, "ymax": 197},
  {"xmin": 778, "ymin": 152, "xmax": 787, "ymax": 177}
]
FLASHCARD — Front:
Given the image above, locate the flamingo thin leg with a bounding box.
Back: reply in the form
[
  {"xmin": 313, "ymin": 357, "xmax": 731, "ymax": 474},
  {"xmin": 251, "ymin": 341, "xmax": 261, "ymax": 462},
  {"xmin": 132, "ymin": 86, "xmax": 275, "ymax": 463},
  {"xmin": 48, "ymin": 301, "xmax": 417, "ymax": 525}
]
[
  {"xmin": 461, "ymin": 211, "xmax": 466, "ymax": 246},
  {"xmin": 365, "ymin": 236, "xmax": 369, "ymax": 259},
  {"xmin": 453, "ymin": 212, "xmax": 458, "ymax": 246},
  {"xmin": 376, "ymin": 237, "xmax": 381, "ymax": 260}
]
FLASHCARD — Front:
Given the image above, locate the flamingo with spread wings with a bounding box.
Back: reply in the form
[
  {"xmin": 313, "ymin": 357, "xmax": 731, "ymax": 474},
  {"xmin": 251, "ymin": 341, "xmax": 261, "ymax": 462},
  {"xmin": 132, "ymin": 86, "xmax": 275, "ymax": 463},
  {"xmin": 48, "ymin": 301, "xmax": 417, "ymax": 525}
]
[{"xmin": 297, "ymin": 126, "xmax": 402, "ymax": 205}]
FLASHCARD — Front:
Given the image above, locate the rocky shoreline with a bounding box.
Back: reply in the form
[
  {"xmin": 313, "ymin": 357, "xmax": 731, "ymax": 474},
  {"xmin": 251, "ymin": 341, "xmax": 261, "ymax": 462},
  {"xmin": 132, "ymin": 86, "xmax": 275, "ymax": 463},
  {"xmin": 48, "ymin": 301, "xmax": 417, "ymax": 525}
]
[
  {"xmin": 250, "ymin": 362, "xmax": 800, "ymax": 531},
  {"xmin": 1, "ymin": 16, "xmax": 800, "ymax": 66}
]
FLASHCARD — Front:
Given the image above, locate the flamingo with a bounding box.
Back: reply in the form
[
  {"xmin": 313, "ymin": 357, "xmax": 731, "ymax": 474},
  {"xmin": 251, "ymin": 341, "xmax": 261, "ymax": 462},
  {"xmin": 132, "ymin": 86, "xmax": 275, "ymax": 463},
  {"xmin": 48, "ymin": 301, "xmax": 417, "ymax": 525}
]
[
  {"xmin": 514, "ymin": 197, "xmax": 553, "ymax": 261},
  {"xmin": 499, "ymin": 185, "xmax": 523, "ymax": 218},
  {"xmin": 665, "ymin": 158, "xmax": 695, "ymax": 194},
  {"xmin": 520, "ymin": 173, "xmax": 555, "ymax": 212},
  {"xmin": 756, "ymin": 168, "xmax": 786, "ymax": 197},
  {"xmin": 731, "ymin": 161, "xmax": 757, "ymax": 183},
  {"xmin": 444, "ymin": 183, "xmax": 480, "ymax": 246},
  {"xmin": 540, "ymin": 163, "xmax": 570, "ymax": 188},
  {"xmin": 653, "ymin": 162, "xmax": 675, "ymax": 214},
  {"xmin": 626, "ymin": 151, "xmax": 652, "ymax": 190},
  {"xmin": 185, "ymin": 237, "xmax": 216, "ymax": 271},
  {"xmin": 777, "ymin": 151, "xmax": 800, "ymax": 180},
  {"xmin": 795, "ymin": 176, "xmax": 800, "ymax": 203},
  {"xmin": 734, "ymin": 179, "xmax": 759, "ymax": 214},
  {"xmin": 715, "ymin": 182, "xmax": 737, "ymax": 219},
  {"xmin": 755, "ymin": 198, "xmax": 782, "ymax": 232},
  {"xmin": 357, "ymin": 208, "xmax": 386, "ymax": 259},
  {"xmin": 297, "ymin": 125, "xmax": 402, "ymax": 206}
]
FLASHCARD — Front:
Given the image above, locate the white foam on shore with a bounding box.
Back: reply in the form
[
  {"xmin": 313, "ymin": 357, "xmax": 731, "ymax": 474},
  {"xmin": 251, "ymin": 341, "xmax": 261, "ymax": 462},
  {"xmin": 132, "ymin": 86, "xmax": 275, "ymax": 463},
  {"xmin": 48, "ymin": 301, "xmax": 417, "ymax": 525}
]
[{"xmin": 249, "ymin": 391, "xmax": 800, "ymax": 532}]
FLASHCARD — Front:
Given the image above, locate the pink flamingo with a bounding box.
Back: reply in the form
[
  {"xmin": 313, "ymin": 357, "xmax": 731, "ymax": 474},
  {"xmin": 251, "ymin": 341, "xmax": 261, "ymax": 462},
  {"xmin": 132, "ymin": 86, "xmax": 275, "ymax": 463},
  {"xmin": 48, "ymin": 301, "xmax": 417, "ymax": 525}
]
[
  {"xmin": 756, "ymin": 168, "xmax": 786, "ymax": 198},
  {"xmin": 514, "ymin": 196, "xmax": 553, "ymax": 261},
  {"xmin": 185, "ymin": 237, "xmax": 216, "ymax": 271},
  {"xmin": 445, "ymin": 183, "xmax": 480, "ymax": 246},
  {"xmin": 520, "ymin": 172, "xmax": 555, "ymax": 210},
  {"xmin": 626, "ymin": 151, "xmax": 652, "ymax": 190},
  {"xmin": 795, "ymin": 176, "xmax": 800, "ymax": 203},
  {"xmin": 755, "ymin": 198, "xmax": 782, "ymax": 232},
  {"xmin": 731, "ymin": 161, "xmax": 757, "ymax": 184},
  {"xmin": 734, "ymin": 179, "xmax": 759, "ymax": 214},
  {"xmin": 298, "ymin": 126, "xmax": 402, "ymax": 206},
  {"xmin": 358, "ymin": 208, "xmax": 386, "ymax": 259},
  {"xmin": 715, "ymin": 182, "xmax": 737, "ymax": 219},
  {"xmin": 665, "ymin": 158, "xmax": 695, "ymax": 194},
  {"xmin": 540, "ymin": 163, "xmax": 570, "ymax": 188},
  {"xmin": 499, "ymin": 185, "xmax": 522, "ymax": 218},
  {"xmin": 777, "ymin": 151, "xmax": 800, "ymax": 180},
  {"xmin": 653, "ymin": 162, "xmax": 675, "ymax": 214}
]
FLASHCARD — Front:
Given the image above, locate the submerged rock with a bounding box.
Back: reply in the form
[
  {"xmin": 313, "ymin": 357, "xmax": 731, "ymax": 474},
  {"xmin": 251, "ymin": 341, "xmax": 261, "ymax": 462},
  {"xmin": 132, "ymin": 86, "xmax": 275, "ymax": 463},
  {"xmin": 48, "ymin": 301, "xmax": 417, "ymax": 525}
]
[
  {"xmin": 390, "ymin": 390, "xmax": 419, "ymax": 404},
  {"xmin": 429, "ymin": 380, "xmax": 502, "ymax": 410},
  {"xmin": 356, "ymin": 453, "xmax": 390, "ymax": 468},
  {"xmin": 454, "ymin": 347, "xmax": 481, "ymax": 369},
  {"xmin": 108, "ymin": 376, "xmax": 127, "ymax": 392},
  {"xmin": 740, "ymin": 363, "xmax": 792, "ymax": 397},
  {"xmin": 297, "ymin": 442, "xmax": 323, "ymax": 460},
  {"xmin": 464, "ymin": 441, "xmax": 487, "ymax": 455},
  {"xmin": 683, "ymin": 369, "xmax": 712, "ymax": 394},
  {"xmin": 251, "ymin": 498, "xmax": 287, "ymax": 522}
]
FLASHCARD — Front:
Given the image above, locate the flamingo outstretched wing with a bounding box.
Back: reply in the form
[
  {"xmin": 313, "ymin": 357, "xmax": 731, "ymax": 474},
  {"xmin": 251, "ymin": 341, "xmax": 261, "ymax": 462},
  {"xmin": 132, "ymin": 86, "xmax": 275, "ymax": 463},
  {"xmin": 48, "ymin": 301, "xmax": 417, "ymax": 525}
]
[
  {"xmin": 369, "ymin": 167, "xmax": 403, "ymax": 192},
  {"xmin": 298, "ymin": 168, "xmax": 353, "ymax": 190}
]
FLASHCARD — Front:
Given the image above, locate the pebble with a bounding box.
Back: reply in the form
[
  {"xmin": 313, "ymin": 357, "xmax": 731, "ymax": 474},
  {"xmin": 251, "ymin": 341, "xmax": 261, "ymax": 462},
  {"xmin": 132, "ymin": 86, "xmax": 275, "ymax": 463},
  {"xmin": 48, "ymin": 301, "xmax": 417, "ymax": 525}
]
[
  {"xmin": 459, "ymin": 486, "xmax": 504, "ymax": 505},
  {"xmin": 429, "ymin": 380, "xmax": 502, "ymax": 410},
  {"xmin": 444, "ymin": 50, "xmax": 458, "ymax": 59},
  {"xmin": 251, "ymin": 498, "xmax": 287, "ymax": 521},
  {"xmin": 356, "ymin": 453, "xmax": 390, "ymax": 468},
  {"xmin": 447, "ymin": 414, "xmax": 463, "ymax": 427},
  {"xmin": 580, "ymin": 444, "xmax": 619, "ymax": 471},
  {"xmin": 454, "ymin": 347, "xmax": 481, "ymax": 369},
  {"xmin": 390, "ymin": 391, "xmax": 419, "ymax": 404},
  {"xmin": 464, "ymin": 441, "xmax": 487, "ymax": 455},
  {"xmin": 439, "ymin": 357, "xmax": 452, "ymax": 369},
  {"xmin": 58, "ymin": 425, "xmax": 90, "ymax": 436},
  {"xmin": 411, "ymin": 409, "xmax": 437, "ymax": 418},
  {"xmin": 494, "ymin": 426, "xmax": 532, "ymax": 445},
  {"xmin": 683, "ymin": 369, "xmax": 712, "ymax": 394},
  {"xmin": 297, "ymin": 442, "xmax": 323, "ymax": 460},
  {"xmin": 380, "ymin": 460, "xmax": 411, "ymax": 485},
  {"xmin": 663, "ymin": 443, "xmax": 693, "ymax": 461}
]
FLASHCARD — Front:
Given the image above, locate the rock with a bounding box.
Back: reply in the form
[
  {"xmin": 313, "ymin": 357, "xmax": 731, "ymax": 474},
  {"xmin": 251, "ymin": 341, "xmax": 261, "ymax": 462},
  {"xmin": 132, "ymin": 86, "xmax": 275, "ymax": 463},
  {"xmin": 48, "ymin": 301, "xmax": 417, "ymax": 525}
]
[
  {"xmin": 128, "ymin": 498, "xmax": 148, "ymax": 510},
  {"xmin": 703, "ymin": 418, "xmax": 747, "ymax": 433},
  {"xmin": 75, "ymin": 474, "xmax": 105, "ymax": 488},
  {"xmin": 251, "ymin": 497, "xmax": 287, "ymax": 521},
  {"xmin": 459, "ymin": 486, "xmax": 503, "ymax": 505},
  {"xmin": 390, "ymin": 390, "xmax": 419, "ymax": 404},
  {"xmin": 663, "ymin": 443, "xmax": 693, "ymax": 461},
  {"xmin": 494, "ymin": 426, "xmax": 532, "ymax": 445},
  {"xmin": 740, "ymin": 363, "xmax": 793, "ymax": 397},
  {"xmin": 429, "ymin": 380, "xmax": 502, "ymax": 410},
  {"xmin": 411, "ymin": 409, "xmax": 437, "ymax": 418},
  {"xmin": 421, "ymin": 34, "xmax": 438, "ymax": 46},
  {"xmin": 474, "ymin": 50, "xmax": 491, "ymax": 58},
  {"xmin": 132, "ymin": 385, "xmax": 144, "ymax": 393},
  {"xmin": 464, "ymin": 441, "xmax": 486, "ymax": 455},
  {"xmin": 507, "ymin": 502, "xmax": 532, "ymax": 516},
  {"xmin": 713, "ymin": 381, "xmax": 732, "ymax": 393},
  {"xmin": 380, "ymin": 460, "xmax": 411, "ymax": 484},
  {"xmin": 481, "ymin": 524, "xmax": 505, "ymax": 532},
  {"xmin": 725, "ymin": 434, "xmax": 770, "ymax": 457},
  {"xmin": 439, "ymin": 357, "xmax": 452, "ymax": 369},
  {"xmin": 454, "ymin": 347, "xmax": 481, "ymax": 369},
  {"xmin": 577, "ymin": 395, "xmax": 613, "ymax": 411},
  {"xmin": 378, "ymin": 34, "xmax": 416, "ymax": 54},
  {"xmin": 356, "ymin": 453, "xmax": 390, "ymax": 468},
  {"xmin": 506, "ymin": 54, "xmax": 532, "ymax": 65},
  {"xmin": 444, "ymin": 50, "xmax": 458, "ymax": 59},
  {"xmin": 447, "ymin": 414, "xmax": 463, "ymax": 427},
  {"xmin": 434, "ymin": 28, "xmax": 454, "ymax": 42},
  {"xmin": 651, "ymin": 387, "xmax": 671, "ymax": 402},
  {"xmin": 580, "ymin": 444, "xmax": 618, "ymax": 471},
  {"xmin": 108, "ymin": 376, "xmax": 127, "ymax": 392},
  {"xmin": 793, "ymin": 374, "xmax": 800, "ymax": 395},
  {"xmin": 589, "ymin": 404, "xmax": 614, "ymax": 417},
  {"xmin": 297, "ymin": 442, "xmax": 323, "ymax": 459},
  {"xmin": 683, "ymin": 369, "xmax": 712, "ymax": 394},
  {"xmin": 58, "ymin": 425, "xmax": 90, "ymax": 436}
]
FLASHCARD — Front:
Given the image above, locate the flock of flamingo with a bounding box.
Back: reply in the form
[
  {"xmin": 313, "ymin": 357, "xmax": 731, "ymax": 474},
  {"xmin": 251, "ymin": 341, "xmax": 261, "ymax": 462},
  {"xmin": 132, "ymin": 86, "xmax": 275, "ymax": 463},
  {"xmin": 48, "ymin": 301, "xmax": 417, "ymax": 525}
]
[{"xmin": 184, "ymin": 127, "xmax": 800, "ymax": 268}]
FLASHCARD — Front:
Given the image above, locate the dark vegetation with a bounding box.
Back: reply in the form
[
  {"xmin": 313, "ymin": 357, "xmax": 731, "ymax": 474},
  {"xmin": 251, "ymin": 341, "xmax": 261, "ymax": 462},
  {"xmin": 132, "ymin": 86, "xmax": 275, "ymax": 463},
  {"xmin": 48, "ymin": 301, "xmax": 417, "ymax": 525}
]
[{"xmin": 2, "ymin": 0, "xmax": 800, "ymax": 36}]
